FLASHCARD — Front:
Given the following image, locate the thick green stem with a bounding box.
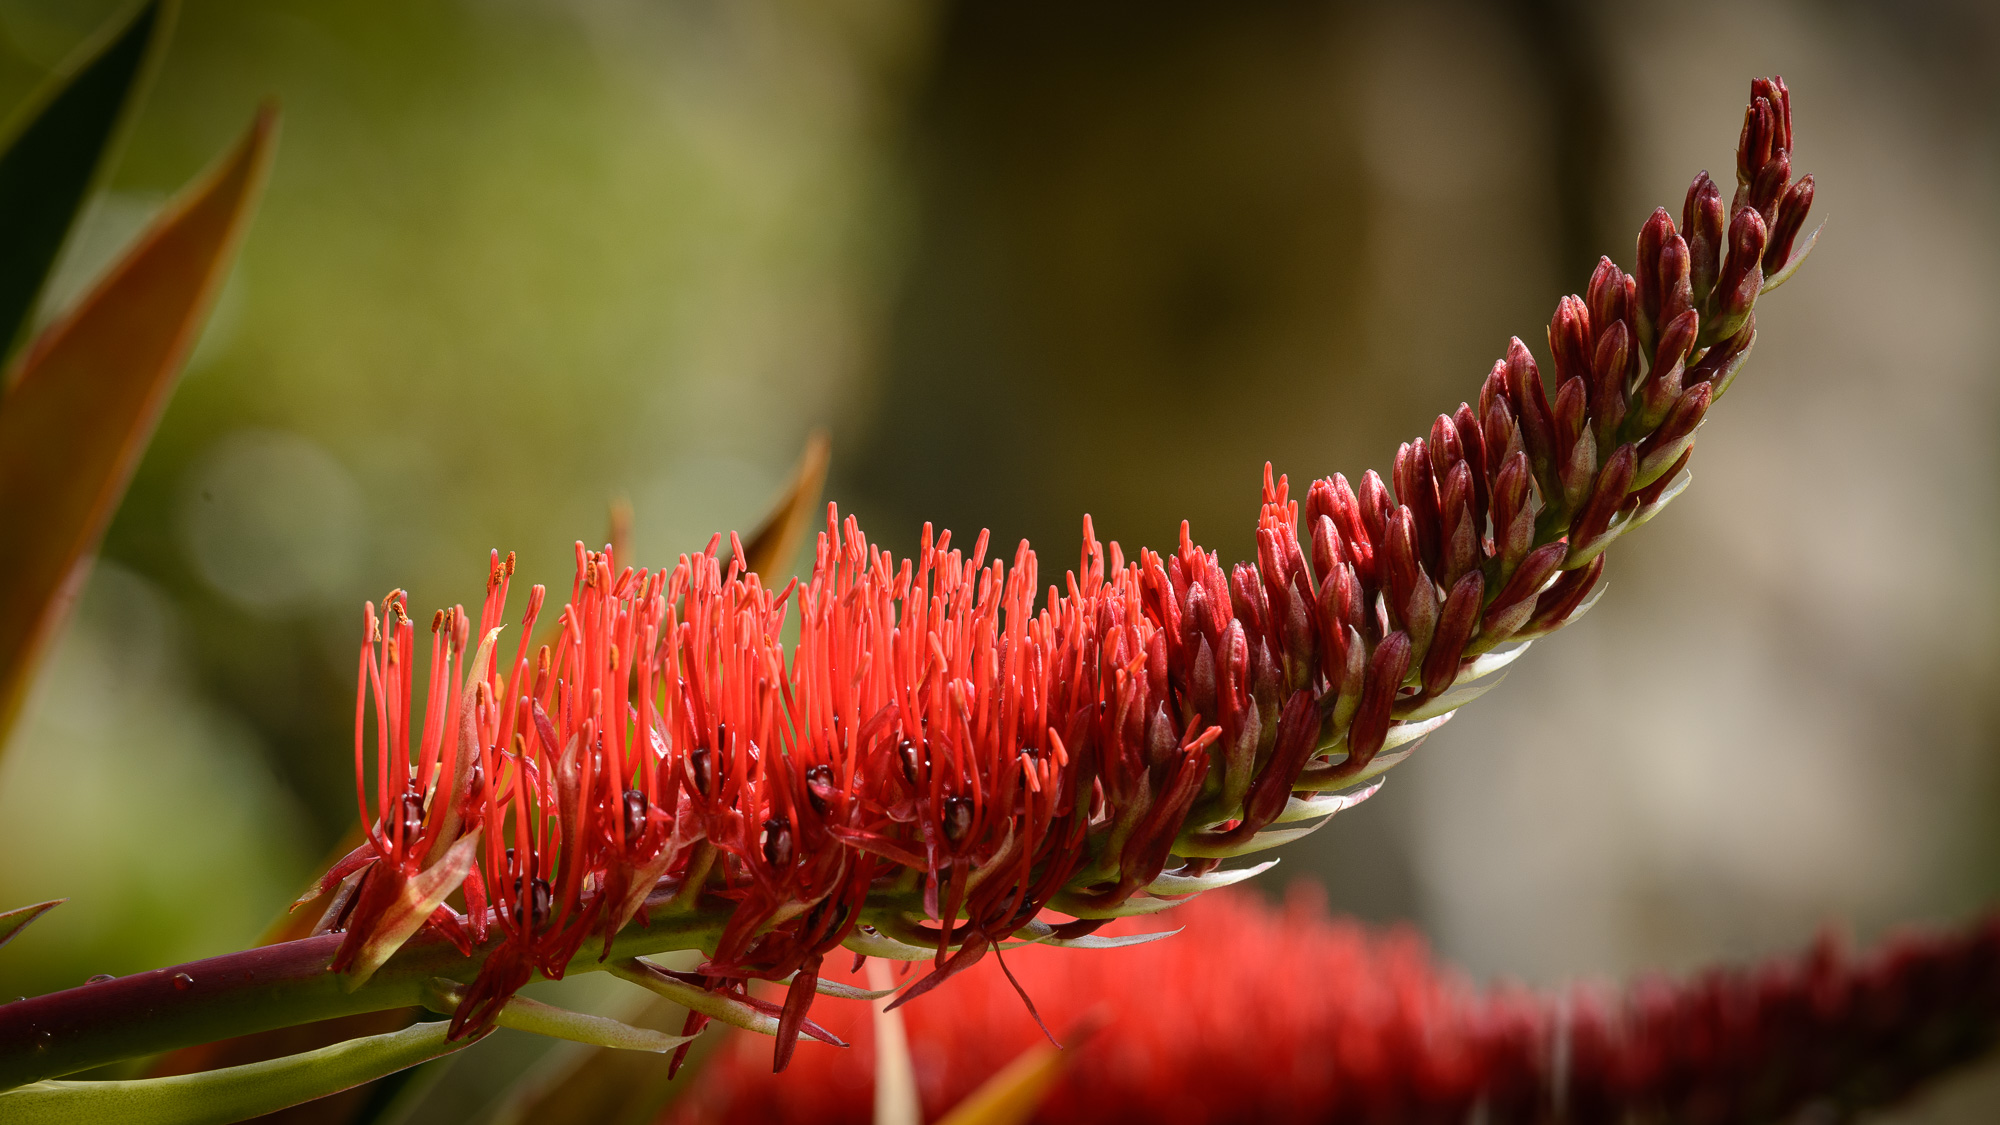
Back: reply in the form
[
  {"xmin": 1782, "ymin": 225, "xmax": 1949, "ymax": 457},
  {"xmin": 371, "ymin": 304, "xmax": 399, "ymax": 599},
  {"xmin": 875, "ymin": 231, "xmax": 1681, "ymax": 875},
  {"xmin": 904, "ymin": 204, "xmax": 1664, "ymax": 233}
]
[{"xmin": 0, "ymin": 898, "xmax": 725, "ymax": 1091}]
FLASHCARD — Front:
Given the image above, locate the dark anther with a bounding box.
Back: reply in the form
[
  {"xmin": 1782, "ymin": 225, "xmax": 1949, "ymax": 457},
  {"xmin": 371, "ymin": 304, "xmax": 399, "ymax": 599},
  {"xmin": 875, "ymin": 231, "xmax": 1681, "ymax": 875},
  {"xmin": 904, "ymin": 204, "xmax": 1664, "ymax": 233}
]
[
  {"xmin": 898, "ymin": 738, "xmax": 922, "ymax": 786},
  {"xmin": 400, "ymin": 791, "xmax": 425, "ymax": 841},
  {"xmin": 941, "ymin": 795, "xmax": 974, "ymax": 846},
  {"xmin": 514, "ymin": 877, "xmax": 554, "ymax": 927},
  {"xmin": 689, "ymin": 746, "xmax": 714, "ymax": 795},
  {"xmin": 762, "ymin": 817, "xmax": 794, "ymax": 869},
  {"xmin": 805, "ymin": 764, "xmax": 836, "ymax": 815},
  {"xmin": 623, "ymin": 788, "xmax": 648, "ymax": 841}
]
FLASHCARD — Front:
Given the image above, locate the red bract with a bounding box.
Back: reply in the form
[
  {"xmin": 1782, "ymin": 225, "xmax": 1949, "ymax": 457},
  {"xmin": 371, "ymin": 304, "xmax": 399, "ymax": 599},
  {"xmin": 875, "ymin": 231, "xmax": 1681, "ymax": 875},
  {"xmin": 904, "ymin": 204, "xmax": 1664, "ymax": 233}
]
[
  {"xmin": 302, "ymin": 77, "xmax": 1820, "ymax": 1066},
  {"xmin": 670, "ymin": 890, "xmax": 2000, "ymax": 1125}
]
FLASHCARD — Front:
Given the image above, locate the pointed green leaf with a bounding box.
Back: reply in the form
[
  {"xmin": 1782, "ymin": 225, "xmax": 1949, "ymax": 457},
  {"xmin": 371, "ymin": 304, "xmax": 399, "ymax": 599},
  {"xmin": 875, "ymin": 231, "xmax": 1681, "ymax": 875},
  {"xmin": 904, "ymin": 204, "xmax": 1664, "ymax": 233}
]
[
  {"xmin": 1275, "ymin": 777, "xmax": 1385, "ymax": 824},
  {"xmin": 610, "ymin": 959, "xmax": 805, "ymax": 1040},
  {"xmin": 0, "ymin": 1, "xmax": 174, "ymax": 355},
  {"xmin": 1396, "ymin": 671, "xmax": 1507, "ymax": 722},
  {"xmin": 0, "ymin": 1019, "xmax": 478, "ymax": 1125},
  {"xmin": 0, "ymin": 898, "xmax": 62, "ymax": 952},
  {"xmin": 421, "ymin": 979, "xmax": 693, "ymax": 1053},
  {"xmin": 1145, "ymin": 858, "xmax": 1278, "ymax": 896},
  {"xmin": 0, "ymin": 104, "xmax": 278, "ymax": 752}
]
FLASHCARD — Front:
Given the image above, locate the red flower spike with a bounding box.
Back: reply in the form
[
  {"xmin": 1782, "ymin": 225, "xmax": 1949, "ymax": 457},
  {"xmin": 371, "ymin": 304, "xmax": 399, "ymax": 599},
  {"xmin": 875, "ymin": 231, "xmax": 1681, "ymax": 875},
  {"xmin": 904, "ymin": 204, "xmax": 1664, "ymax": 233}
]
[
  {"xmin": 671, "ymin": 892, "xmax": 2000, "ymax": 1125},
  {"xmin": 296, "ymin": 76, "xmax": 1817, "ymax": 1066}
]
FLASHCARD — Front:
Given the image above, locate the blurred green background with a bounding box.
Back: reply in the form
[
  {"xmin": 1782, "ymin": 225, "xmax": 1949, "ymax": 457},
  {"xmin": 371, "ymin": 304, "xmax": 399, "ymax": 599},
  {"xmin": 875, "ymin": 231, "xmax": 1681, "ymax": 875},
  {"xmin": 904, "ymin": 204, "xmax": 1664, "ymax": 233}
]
[{"xmin": 1, "ymin": 0, "xmax": 1997, "ymax": 1119}]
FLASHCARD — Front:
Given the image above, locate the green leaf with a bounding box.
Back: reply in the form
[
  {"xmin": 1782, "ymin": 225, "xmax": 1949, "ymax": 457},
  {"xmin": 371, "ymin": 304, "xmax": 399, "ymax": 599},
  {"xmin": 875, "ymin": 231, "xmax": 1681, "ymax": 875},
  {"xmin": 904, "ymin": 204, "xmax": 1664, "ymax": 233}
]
[
  {"xmin": 421, "ymin": 979, "xmax": 694, "ymax": 1054},
  {"xmin": 0, "ymin": 1019, "xmax": 480, "ymax": 1125},
  {"xmin": 0, "ymin": 0, "xmax": 174, "ymax": 356},
  {"xmin": 0, "ymin": 103, "xmax": 277, "ymax": 753},
  {"xmin": 0, "ymin": 898, "xmax": 63, "ymax": 952}
]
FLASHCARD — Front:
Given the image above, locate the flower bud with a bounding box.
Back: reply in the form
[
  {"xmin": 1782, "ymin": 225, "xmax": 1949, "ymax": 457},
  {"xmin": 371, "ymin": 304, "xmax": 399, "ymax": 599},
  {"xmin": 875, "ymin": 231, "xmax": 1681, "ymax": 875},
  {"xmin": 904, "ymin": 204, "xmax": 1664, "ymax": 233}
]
[
  {"xmin": 1393, "ymin": 441, "xmax": 1441, "ymax": 573},
  {"xmin": 1481, "ymin": 542, "xmax": 1566, "ymax": 644},
  {"xmin": 1438, "ymin": 462, "xmax": 1478, "ymax": 590},
  {"xmin": 1586, "ymin": 256, "xmax": 1629, "ymax": 331},
  {"xmin": 1589, "ymin": 320, "xmax": 1630, "ymax": 449},
  {"xmin": 1549, "ymin": 295, "xmax": 1593, "ymax": 390},
  {"xmin": 1566, "ymin": 443, "xmax": 1636, "ymax": 566},
  {"xmin": 1523, "ymin": 555, "xmax": 1605, "ymax": 637},
  {"xmin": 1635, "ymin": 208, "xmax": 1674, "ymax": 354},
  {"xmin": 1749, "ymin": 149, "xmax": 1790, "ymax": 224},
  {"xmin": 1505, "ymin": 338, "xmax": 1557, "ymax": 488},
  {"xmin": 1689, "ymin": 315, "xmax": 1755, "ymax": 400},
  {"xmin": 1709, "ymin": 206, "xmax": 1768, "ymax": 343},
  {"xmin": 1451, "ymin": 402, "xmax": 1489, "ymax": 522},
  {"xmin": 1637, "ymin": 382, "xmax": 1713, "ymax": 488},
  {"xmin": 1422, "ymin": 570, "xmax": 1484, "ymax": 698},
  {"xmin": 1347, "ymin": 632, "xmax": 1412, "ymax": 767},
  {"xmin": 1482, "ymin": 389, "xmax": 1522, "ymax": 473},
  {"xmin": 1553, "ymin": 377, "xmax": 1592, "ymax": 513},
  {"xmin": 1491, "ymin": 450, "xmax": 1536, "ymax": 577},
  {"xmin": 1638, "ymin": 309, "xmax": 1697, "ymax": 431},
  {"xmin": 1683, "ymin": 171, "xmax": 1725, "ymax": 307},
  {"xmin": 1765, "ymin": 174, "xmax": 1814, "ymax": 273},
  {"xmin": 1657, "ymin": 230, "xmax": 1693, "ymax": 336}
]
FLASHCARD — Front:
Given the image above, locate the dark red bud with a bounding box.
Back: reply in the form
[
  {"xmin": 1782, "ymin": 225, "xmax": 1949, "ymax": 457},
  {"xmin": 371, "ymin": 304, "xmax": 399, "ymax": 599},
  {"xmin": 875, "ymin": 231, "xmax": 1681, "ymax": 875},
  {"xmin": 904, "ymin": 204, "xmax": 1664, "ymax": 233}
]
[
  {"xmin": 1492, "ymin": 451, "xmax": 1536, "ymax": 572},
  {"xmin": 1658, "ymin": 231, "xmax": 1693, "ymax": 332},
  {"xmin": 1488, "ymin": 542, "xmax": 1567, "ymax": 621},
  {"xmin": 1635, "ymin": 208, "xmax": 1675, "ymax": 352},
  {"xmin": 1714, "ymin": 205, "xmax": 1769, "ymax": 337},
  {"xmin": 1393, "ymin": 441, "xmax": 1440, "ymax": 573},
  {"xmin": 1689, "ymin": 315, "xmax": 1756, "ymax": 399},
  {"xmin": 1586, "ymin": 257, "xmax": 1627, "ymax": 330},
  {"xmin": 1524, "ymin": 555, "xmax": 1605, "ymax": 636},
  {"xmin": 1310, "ymin": 516, "xmax": 1341, "ymax": 589},
  {"xmin": 1439, "ymin": 462, "xmax": 1477, "ymax": 588},
  {"xmin": 1482, "ymin": 390, "xmax": 1520, "ymax": 472},
  {"xmin": 1422, "ymin": 571, "xmax": 1484, "ymax": 698},
  {"xmin": 1234, "ymin": 691, "xmax": 1319, "ymax": 839},
  {"xmin": 1750, "ymin": 149, "xmax": 1790, "ymax": 224},
  {"xmin": 1452, "ymin": 402, "xmax": 1489, "ymax": 523},
  {"xmin": 1504, "ymin": 337, "xmax": 1557, "ymax": 484},
  {"xmin": 1549, "ymin": 295, "xmax": 1592, "ymax": 389},
  {"xmin": 1569, "ymin": 443, "xmax": 1637, "ymax": 554},
  {"xmin": 1348, "ymin": 632, "xmax": 1412, "ymax": 767},
  {"xmin": 1683, "ymin": 171, "xmax": 1725, "ymax": 307},
  {"xmin": 1765, "ymin": 174, "xmax": 1814, "ymax": 273},
  {"xmin": 1478, "ymin": 359, "xmax": 1509, "ymax": 424},
  {"xmin": 1590, "ymin": 321, "xmax": 1630, "ymax": 448},
  {"xmin": 1385, "ymin": 507, "xmax": 1422, "ymax": 611}
]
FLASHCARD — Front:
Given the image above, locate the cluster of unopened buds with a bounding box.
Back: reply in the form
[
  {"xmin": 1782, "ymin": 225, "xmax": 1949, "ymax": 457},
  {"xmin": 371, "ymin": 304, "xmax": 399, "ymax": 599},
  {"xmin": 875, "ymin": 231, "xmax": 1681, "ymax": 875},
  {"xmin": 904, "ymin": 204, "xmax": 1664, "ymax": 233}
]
[{"xmin": 284, "ymin": 76, "xmax": 1820, "ymax": 1072}]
